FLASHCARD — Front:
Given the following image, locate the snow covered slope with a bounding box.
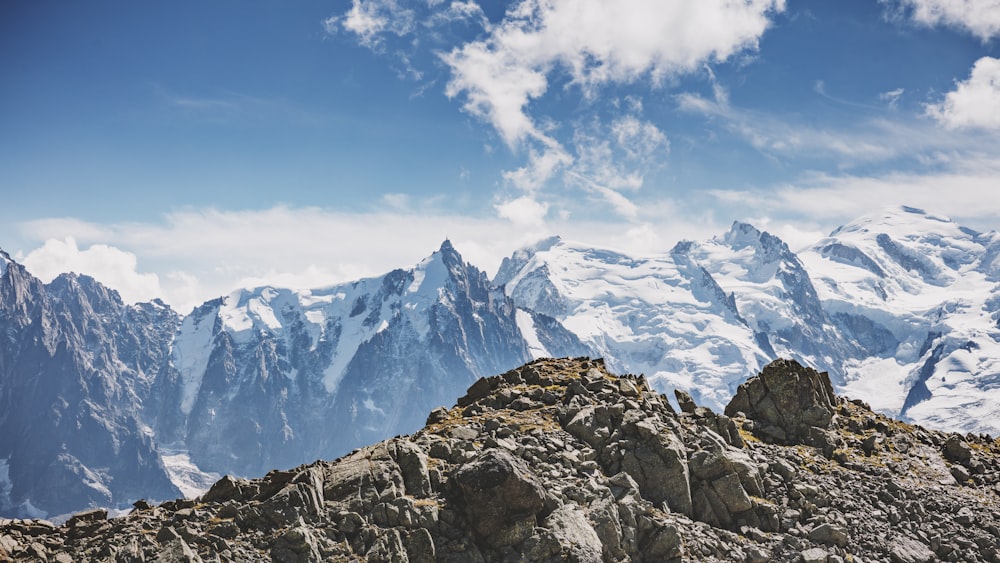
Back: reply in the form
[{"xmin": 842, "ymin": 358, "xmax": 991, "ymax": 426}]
[
  {"xmin": 799, "ymin": 206, "xmax": 1000, "ymax": 434},
  {"xmin": 151, "ymin": 240, "xmax": 583, "ymax": 478},
  {"xmin": 498, "ymin": 207, "xmax": 1000, "ymax": 436},
  {"xmin": 495, "ymin": 236, "xmax": 773, "ymax": 410}
]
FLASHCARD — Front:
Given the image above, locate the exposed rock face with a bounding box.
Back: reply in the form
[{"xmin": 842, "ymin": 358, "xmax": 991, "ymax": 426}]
[
  {"xmin": 725, "ymin": 358, "xmax": 837, "ymax": 446},
  {"xmin": 2, "ymin": 357, "xmax": 1000, "ymax": 562},
  {"xmin": 0, "ymin": 252, "xmax": 181, "ymax": 518}
]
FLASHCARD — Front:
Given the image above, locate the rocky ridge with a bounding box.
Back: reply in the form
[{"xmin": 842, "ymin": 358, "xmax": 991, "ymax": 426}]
[{"xmin": 2, "ymin": 357, "xmax": 999, "ymax": 562}]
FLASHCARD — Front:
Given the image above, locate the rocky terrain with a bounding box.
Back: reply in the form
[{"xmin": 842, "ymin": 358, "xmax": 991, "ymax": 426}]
[{"xmin": 2, "ymin": 356, "xmax": 999, "ymax": 562}]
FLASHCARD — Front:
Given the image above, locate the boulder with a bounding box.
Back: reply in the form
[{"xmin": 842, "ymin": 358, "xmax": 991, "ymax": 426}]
[
  {"xmin": 808, "ymin": 522, "xmax": 849, "ymax": 547},
  {"xmin": 155, "ymin": 538, "xmax": 203, "ymax": 563},
  {"xmin": 271, "ymin": 525, "xmax": 322, "ymax": 563},
  {"xmin": 543, "ymin": 505, "xmax": 603, "ymax": 562},
  {"xmin": 889, "ymin": 536, "xmax": 935, "ymax": 563},
  {"xmin": 943, "ymin": 435, "xmax": 973, "ymax": 464},
  {"xmin": 725, "ymin": 359, "xmax": 836, "ymax": 444},
  {"xmin": 451, "ymin": 449, "xmax": 548, "ymax": 544},
  {"xmin": 393, "ymin": 440, "xmax": 432, "ymax": 498},
  {"xmin": 617, "ymin": 417, "xmax": 692, "ymax": 515}
]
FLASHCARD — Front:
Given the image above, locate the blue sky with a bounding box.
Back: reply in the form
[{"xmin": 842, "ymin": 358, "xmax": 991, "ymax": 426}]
[{"xmin": 3, "ymin": 0, "xmax": 1000, "ymax": 312}]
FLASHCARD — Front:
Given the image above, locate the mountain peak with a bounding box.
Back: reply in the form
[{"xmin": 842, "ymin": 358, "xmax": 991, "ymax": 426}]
[
  {"xmin": 438, "ymin": 238, "xmax": 456, "ymax": 254},
  {"xmin": 721, "ymin": 221, "xmax": 790, "ymax": 257}
]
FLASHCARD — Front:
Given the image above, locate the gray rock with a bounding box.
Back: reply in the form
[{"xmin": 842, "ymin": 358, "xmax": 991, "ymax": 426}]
[
  {"xmin": 889, "ymin": 536, "xmax": 935, "ymax": 563},
  {"xmin": 201, "ymin": 475, "xmax": 248, "ymax": 504},
  {"xmin": 544, "ymin": 504, "xmax": 603, "ymax": 562},
  {"xmin": 404, "ymin": 528, "xmax": 436, "ymax": 563},
  {"xmin": 800, "ymin": 546, "xmax": 829, "ymax": 563},
  {"xmin": 451, "ymin": 449, "xmax": 548, "ymax": 543},
  {"xmin": 65, "ymin": 508, "xmax": 107, "ymax": 528},
  {"xmin": 725, "ymin": 359, "xmax": 837, "ymax": 444},
  {"xmin": 944, "ymin": 435, "xmax": 973, "ymax": 463},
  {"xmin": 808, "ymin": 523, "xmax": 849, "ymax": 547},
  {"xmin": 155, "ymin": 539, "xmax": 203, "ymax": 563},
  {"xmin": 641, "ymin": 520, "xmax": 683, "ymax": 561},
  {"xmin": 271, "ymin": 525, "xmax": 322, "ymax": 563},
  {"xmin": 394, "ymin": 440, "xmax": 432, "ymax": 498},
  {"xmin": 564, "ymin": 406, "xmax": 612, "ymax": 449},
  {"xmin": 675, "ymin": 389, "xmax": 698, "ymax": 414},
  {"xmin": 711, "ymin": 472, "xmax": 753, "ymax": 514},
  {"xmin": 618, "ymin": 418, "xmax": 692, "ymax": 515}
]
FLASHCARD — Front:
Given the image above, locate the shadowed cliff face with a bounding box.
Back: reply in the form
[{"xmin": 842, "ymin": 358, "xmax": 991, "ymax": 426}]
[
  {"xmin": 3, "ymin": 357, "xmax": 999, "ymax": 563},
  {"xmin": 0, "ymin": 254, "xmax": 181, "ymax": 519}
]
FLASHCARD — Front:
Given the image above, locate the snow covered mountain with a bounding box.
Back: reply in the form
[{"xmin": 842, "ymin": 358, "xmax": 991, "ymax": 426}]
[
  {"xmin": 0, "ymin": 251, "xmax": 181, "ymax": 519},
  {"xmin": 499, "ymin": 206, "xmax": 1000, "ymax": 437},
  {"xmin": 1, "ymin": 206, "xmax": 998, "ymax": 519},
  {"xmin": 798, "ymin": 206, "xmax": 1000, "ymax": 435},
  {"xmin": 146, "ymin": 240, "xmax": 583, "ymax": 480}
]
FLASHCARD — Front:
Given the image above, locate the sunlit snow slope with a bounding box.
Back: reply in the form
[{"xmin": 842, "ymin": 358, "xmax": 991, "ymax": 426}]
[{"xmin": 498, "ymin": 207, "xmax": 1000, "ymax": 436}]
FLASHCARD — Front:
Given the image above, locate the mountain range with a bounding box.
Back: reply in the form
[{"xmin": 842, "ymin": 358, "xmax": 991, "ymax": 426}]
[{"xmin": 1, "ymin": 205, "xmax": 997, "ymax": 519}]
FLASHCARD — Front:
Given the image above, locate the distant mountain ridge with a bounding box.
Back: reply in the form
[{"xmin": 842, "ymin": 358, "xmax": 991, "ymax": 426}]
[{"xmin": 1, "ymin": 205, "xmax": 998, "ymax": 519}]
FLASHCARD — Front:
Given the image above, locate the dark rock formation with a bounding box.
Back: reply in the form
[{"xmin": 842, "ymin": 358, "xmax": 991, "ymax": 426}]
[
  {"xmin": 725, "ymin": 358, "xmax": 837, "ymax": 446},
  {"xmin": 2, "ymin": 357, "xmax": 1000, "ymax": 562}
]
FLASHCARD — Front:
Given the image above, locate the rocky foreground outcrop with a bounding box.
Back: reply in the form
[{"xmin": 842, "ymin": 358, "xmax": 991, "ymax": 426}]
[{"xmin": 2, "ymin": 357, "xmax": 999, "ymax": 562}]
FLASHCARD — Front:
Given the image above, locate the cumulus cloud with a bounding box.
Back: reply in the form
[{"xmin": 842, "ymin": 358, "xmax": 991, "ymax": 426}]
[
  {"xmin": 329, "ymin": 0, "xmax": 783, "ymax": 218},
  {"xmin": 441, "ymin": 0, "xmax": 782, "ymax": 195},
  {"xmin": 442, "ymin": 0, "xmax": 784, "ymax": 134},
  {"xmin": 927, "ymin": 56, "xmax": 1000, "ymax": 130},
  {"xmin": 887, "ymin": 0, "xmax": 1000, "ymax": 41},
  {"xmin": 19, "ymin": 238, "xmax": 164, "ymax": 305},
  {"xmin": 495, "ymin": 195, "xmax": 550, "ymax": 225}
]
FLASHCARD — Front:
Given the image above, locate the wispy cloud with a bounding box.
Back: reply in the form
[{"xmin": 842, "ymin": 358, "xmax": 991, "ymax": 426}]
[
  {"xmin": 710, "ymin": 156, "xmax": 1000, "ymax": 232},
  {"xmin": 151, "ymin": 85, "xmax": 329, "ymax": 126},
  {"xmin": 324, "ymin": 0, "xmax": 416, "ymax": 49},
  {"xmin": 14, "ymin": 204, "xmax": 725, "ymax": 313},
  {"xmin": 880, "ymin": 87, "xmax": 905, "ymax": 109},
  {"xmin": 678, "ymin": 73, "xmax": 998, "ymax": 166}
]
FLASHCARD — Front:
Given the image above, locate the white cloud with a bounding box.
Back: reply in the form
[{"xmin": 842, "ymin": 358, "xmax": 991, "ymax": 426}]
[
  {"xmin": 678, "ymin": 78, "xmax": 996, "ymax": 165},
  {"xmin": 888, "ymin": 0, "xmax": 1000, "ymax": 41},
  {"xmin": 325, "ymin": 0, "xmax": 416, "ymax": 48},
  {"xmin": 500, "ymin": 140, "xmax": 573, "ymax": 192},
  {"xmin": 880, "ymin": 87, "xmax": 905, "ymax": 109},
  {"xmin": 611, "ymin": 115, "xmax": 670, "ymax": 162},
  {"xmin": 19, "ymin": 238, "xmax": 164, "ymax": 305},
  {"xmin": 495, "ymin": 195, "xmax": 550, "ymax": 225},
  {"xmin": 12, "ymin": 205, "xmax": 726, "ymax": 313},
  {"xmin": 562, "ymin": 115, "xmax": 668, "ymax": 220},
  {"xmin": 709, "ymin": 157, "xmax": 1000, "ymax": 232},
  {"xmin": 330, "ymin": 0, "xmax": 781, "ymax": 223},
  {"xmin": 927, "ymin": 56, "xmax": 1000, "ymax": 130},
  {"xmin": 428, "ymin": 0, "xmax": 489, "ymax": 28},
  {"xmin": 442, "ymin": 0, "xmax": 783, "ymax": 147}
]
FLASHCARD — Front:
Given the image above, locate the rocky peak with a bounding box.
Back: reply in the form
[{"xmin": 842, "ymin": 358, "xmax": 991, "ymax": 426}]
[
  {"xmin": 725, "ymin": 358, "xmax": 837, "ymax": 446},
  {"xmin": 3, "ymin": 357, "xmax": 999, "ymax": 562}
]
